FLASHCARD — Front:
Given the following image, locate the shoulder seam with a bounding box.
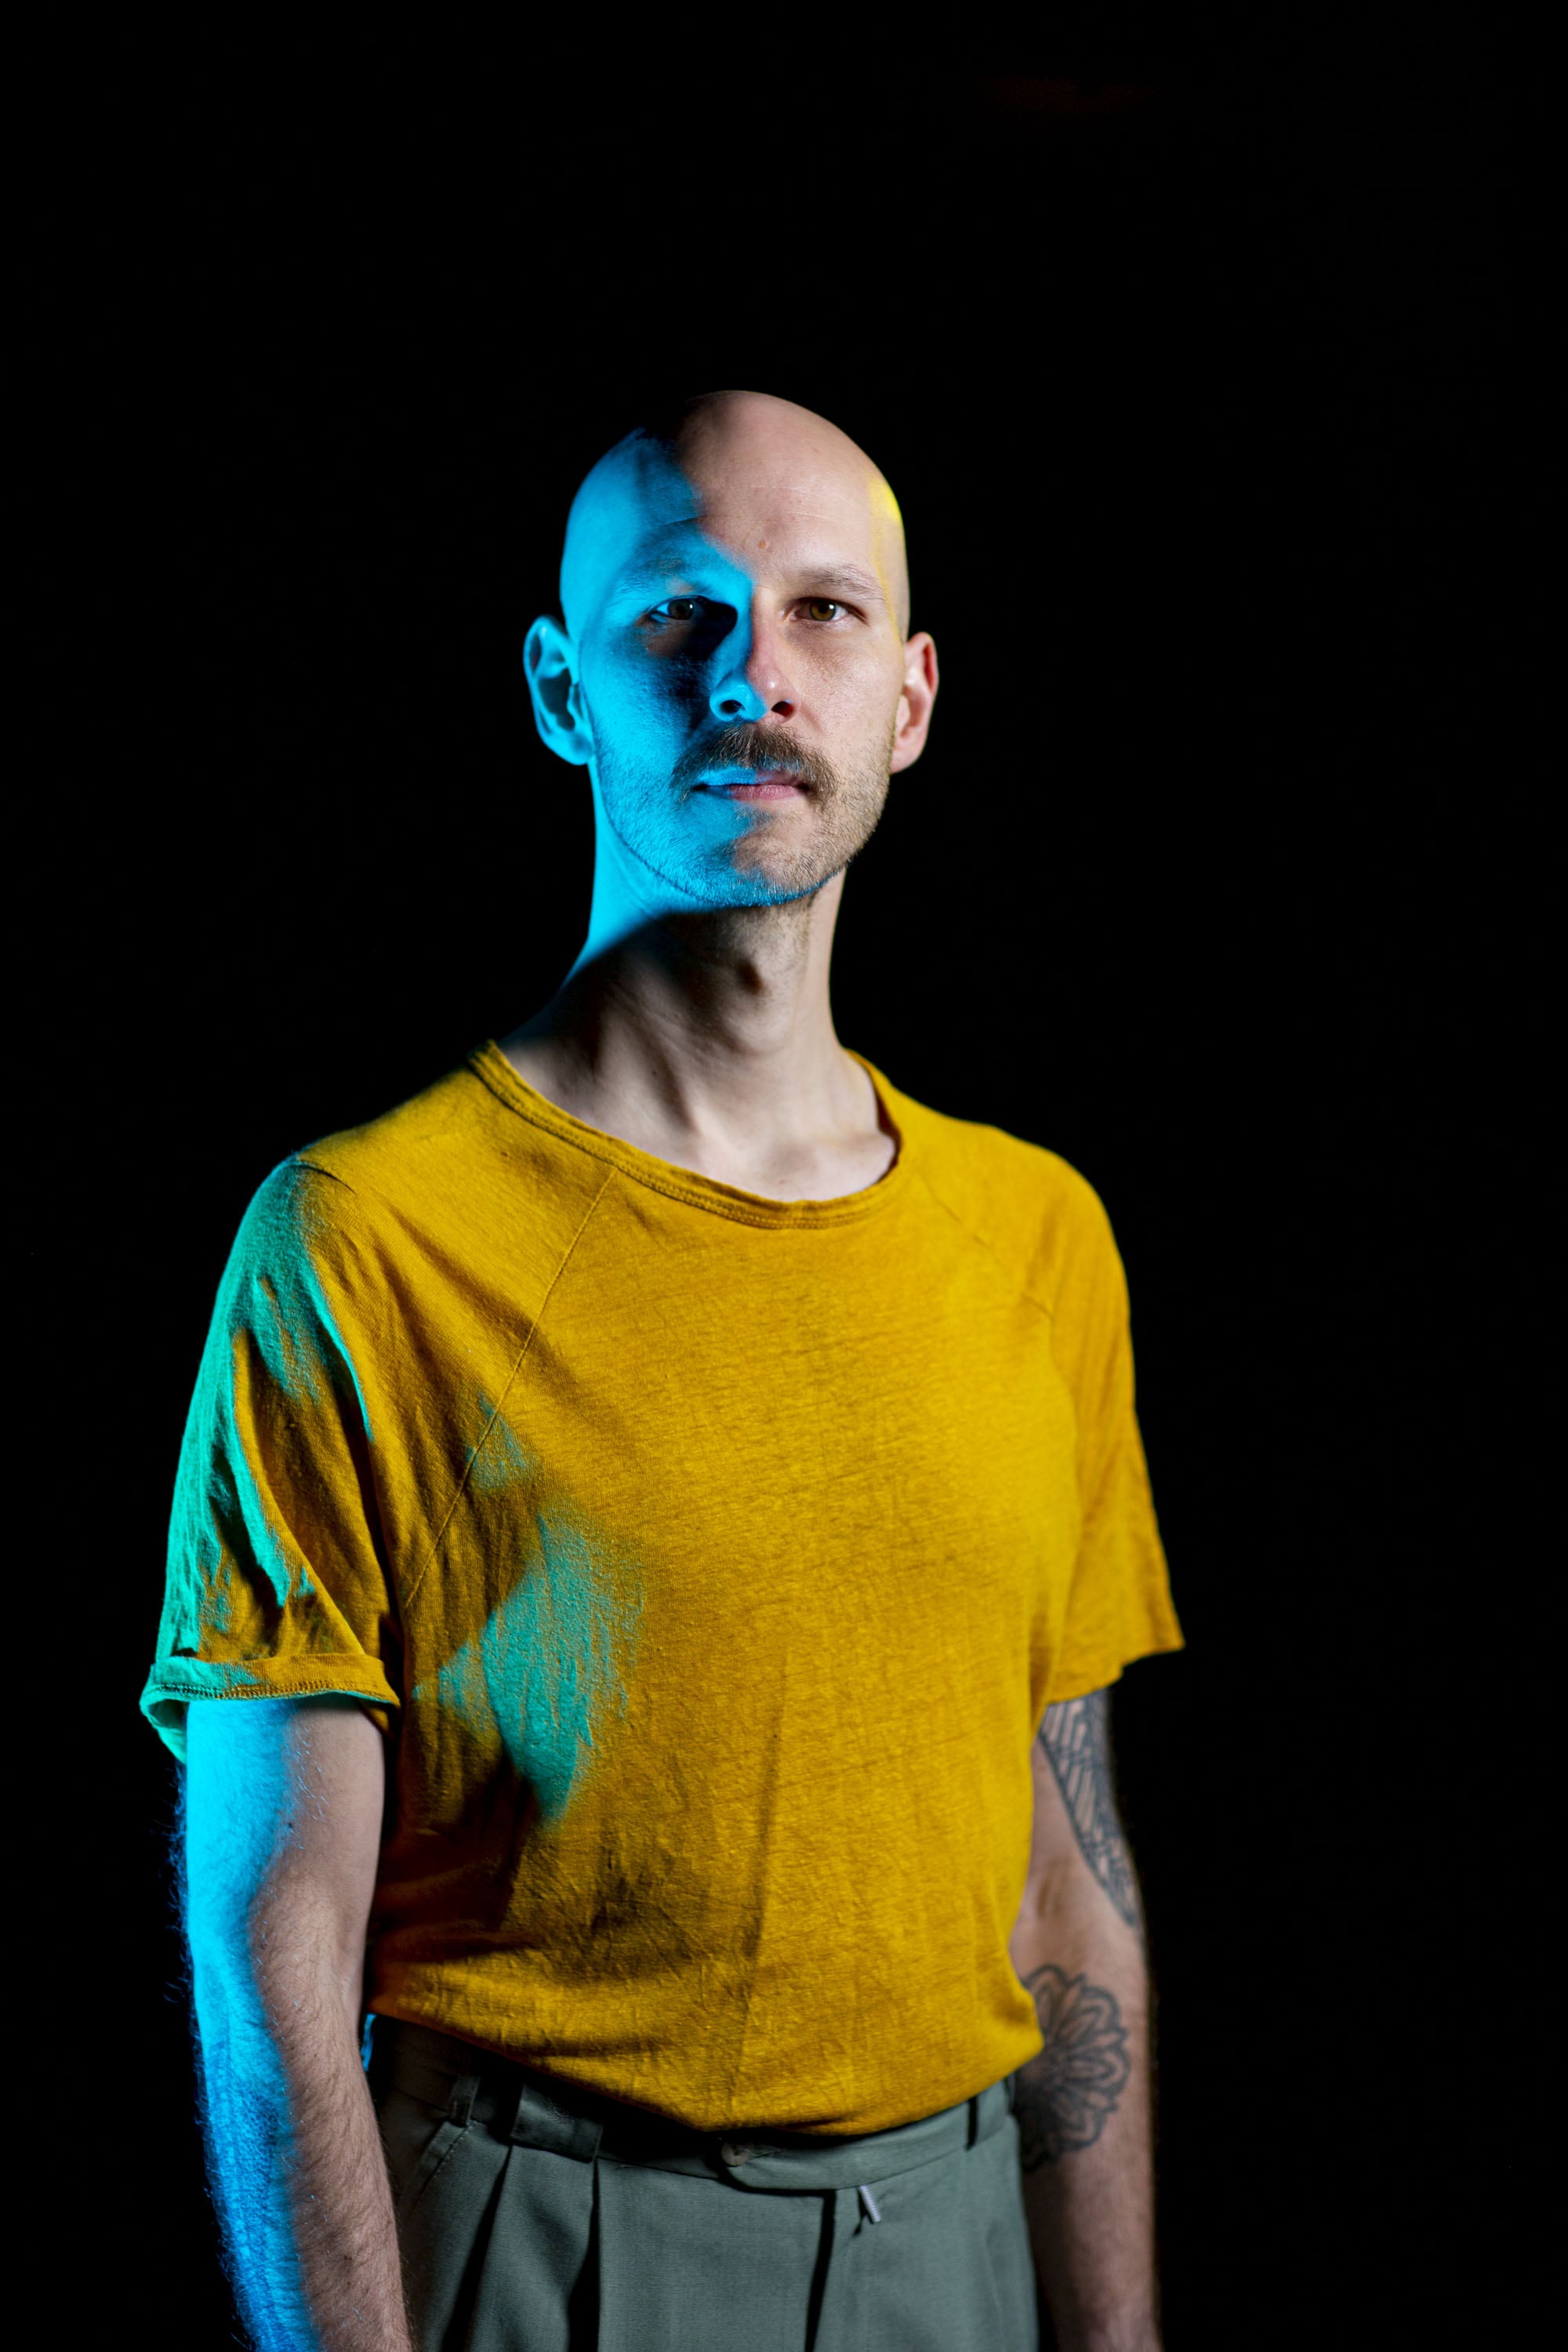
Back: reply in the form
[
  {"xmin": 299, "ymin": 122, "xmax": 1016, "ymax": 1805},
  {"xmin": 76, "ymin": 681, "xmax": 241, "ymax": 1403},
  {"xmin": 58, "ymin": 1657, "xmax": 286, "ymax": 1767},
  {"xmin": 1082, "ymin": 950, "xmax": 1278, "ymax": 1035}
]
[
  {"xmin": 400, "ymin": 1164, "xmax": 619, "ymax": 1615},
  {"xmin": 291, "ymin": 1156, "xmax": 361, "ymax": 1196},
  {"xmin": 910, "ymin": 1160, "xmax": 1057, "ymax": 1324}
]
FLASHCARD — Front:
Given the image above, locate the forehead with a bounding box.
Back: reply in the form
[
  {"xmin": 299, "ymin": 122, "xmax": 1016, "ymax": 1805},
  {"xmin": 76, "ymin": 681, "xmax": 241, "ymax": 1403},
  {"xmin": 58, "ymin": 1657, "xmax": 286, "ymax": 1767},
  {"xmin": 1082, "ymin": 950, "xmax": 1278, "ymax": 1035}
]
[{"xmin": 563, "ymin": 430, "xmax": 898, "ymax": 626}]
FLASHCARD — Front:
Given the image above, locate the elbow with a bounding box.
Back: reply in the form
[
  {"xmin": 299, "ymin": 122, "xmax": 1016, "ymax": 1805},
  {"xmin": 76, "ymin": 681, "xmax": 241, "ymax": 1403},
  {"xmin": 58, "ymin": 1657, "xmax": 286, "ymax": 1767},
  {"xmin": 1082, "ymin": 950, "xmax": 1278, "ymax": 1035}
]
[{"xmin": 1010, "ymin": 1863, "xmax": 1148, "ymax": 1983}]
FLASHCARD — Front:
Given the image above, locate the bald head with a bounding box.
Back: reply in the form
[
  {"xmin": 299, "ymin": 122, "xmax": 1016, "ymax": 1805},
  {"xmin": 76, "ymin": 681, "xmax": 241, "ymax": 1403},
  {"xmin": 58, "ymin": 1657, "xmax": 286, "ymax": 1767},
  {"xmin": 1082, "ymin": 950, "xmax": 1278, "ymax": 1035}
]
[
  {"xmin": 561, "ymin": 390, "xmax": 910, "ymax": 642},
  {"xmin": 524, "ymin": 387, "xmax": 936, "ymax": 918}
]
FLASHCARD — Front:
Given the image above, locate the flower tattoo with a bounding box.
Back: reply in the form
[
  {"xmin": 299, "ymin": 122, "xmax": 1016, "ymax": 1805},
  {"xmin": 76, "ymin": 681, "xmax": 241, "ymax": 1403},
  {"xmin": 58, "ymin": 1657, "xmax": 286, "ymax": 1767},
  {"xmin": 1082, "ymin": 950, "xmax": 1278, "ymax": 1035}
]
[{"xmin": 1013, "ymin": 1963, "xmax": 1131, "ymax": 2168}]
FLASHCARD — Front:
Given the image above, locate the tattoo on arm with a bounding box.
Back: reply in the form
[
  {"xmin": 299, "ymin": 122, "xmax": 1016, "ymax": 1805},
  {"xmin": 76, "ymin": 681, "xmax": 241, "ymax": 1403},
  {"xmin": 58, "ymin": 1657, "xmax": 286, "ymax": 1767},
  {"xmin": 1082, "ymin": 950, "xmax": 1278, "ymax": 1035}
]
[
  {"xmin": 1038, "ymin": 1690, "xmax": 1142, "ymax": 1931},
  {"xmin": 1013, "ymin": 1963, "xmax": 1131, "ymax": 2169}
]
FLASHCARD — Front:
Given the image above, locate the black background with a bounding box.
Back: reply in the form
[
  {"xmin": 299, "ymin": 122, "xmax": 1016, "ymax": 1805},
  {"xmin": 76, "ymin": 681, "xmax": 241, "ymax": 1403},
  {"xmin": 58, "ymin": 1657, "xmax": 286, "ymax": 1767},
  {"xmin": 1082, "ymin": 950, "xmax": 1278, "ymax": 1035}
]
[{"xmin": 56, "ymin": 26, "xmax": 1515, "ymax": 2350}]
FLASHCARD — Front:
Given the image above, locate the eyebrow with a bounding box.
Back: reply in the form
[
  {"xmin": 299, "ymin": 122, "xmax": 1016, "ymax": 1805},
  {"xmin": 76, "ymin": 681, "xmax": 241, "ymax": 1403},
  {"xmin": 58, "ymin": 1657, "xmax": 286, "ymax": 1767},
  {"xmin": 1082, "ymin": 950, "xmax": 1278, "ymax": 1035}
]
[
  {"xmin": 612, "ymin": 546, "xmax": 887, "ymax": 608},
  {"xmin": 795, "ymin": 564, "xmax": 886, "ymax": 606},
  {"xmin": 612, "ymin": 535, "xmax": 706, "ymax": 590}
]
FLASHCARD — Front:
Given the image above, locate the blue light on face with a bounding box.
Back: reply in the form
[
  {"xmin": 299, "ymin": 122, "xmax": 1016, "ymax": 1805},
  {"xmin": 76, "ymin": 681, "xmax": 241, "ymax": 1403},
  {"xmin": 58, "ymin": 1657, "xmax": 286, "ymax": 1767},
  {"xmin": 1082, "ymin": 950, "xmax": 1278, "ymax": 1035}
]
[
  {"xmin": 524, "ymin": 435, "xmax": 837, "ymax": 935},
  {"xmin": 521, "ymin": 397, "xmax": 928, "ymax": 972},
  {"xmin": 588, "ymin": 523, "xmax": 806, "ymax": 909}
]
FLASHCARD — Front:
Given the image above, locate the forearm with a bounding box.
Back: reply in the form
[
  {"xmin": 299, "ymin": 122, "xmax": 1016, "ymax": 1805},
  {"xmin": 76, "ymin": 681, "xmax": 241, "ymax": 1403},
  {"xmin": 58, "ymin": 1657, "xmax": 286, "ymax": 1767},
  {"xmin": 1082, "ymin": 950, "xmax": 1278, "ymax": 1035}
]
[
  {"xmin": 1011, "ymin": 1889, "xmax": 1157, "ymax": 2352},
  {"xmin": 183, "ymin": 1700, "xmax": 403, "ymax": 2351},
  {"xmin": 194, "ymin": 1959, "xmax": 410, "ymax": 2352},
  {"xmin": 1011, "ymin": 1689, "xmax": 1162, "ymax": 2352}
]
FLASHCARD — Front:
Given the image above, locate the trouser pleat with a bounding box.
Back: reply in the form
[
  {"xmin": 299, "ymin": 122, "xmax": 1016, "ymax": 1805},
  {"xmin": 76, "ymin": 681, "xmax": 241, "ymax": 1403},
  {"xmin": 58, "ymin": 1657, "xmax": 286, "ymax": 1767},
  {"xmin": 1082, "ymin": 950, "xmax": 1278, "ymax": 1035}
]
[
  {"xmin": 459, "ymin": 2143, "xmax": 596, "ymax": 2352},
  {"xmin": 595, "ymin": 2159, "xmax": 828, "ymax": 2352}
]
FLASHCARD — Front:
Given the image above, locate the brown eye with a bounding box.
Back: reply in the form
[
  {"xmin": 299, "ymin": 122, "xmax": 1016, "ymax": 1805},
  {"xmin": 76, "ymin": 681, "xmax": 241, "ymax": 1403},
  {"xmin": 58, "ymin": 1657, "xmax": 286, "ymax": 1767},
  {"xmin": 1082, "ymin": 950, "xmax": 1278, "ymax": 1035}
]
[{"xmin": 804, "ymin": 598, "xmax": 844, "ymax": 623}]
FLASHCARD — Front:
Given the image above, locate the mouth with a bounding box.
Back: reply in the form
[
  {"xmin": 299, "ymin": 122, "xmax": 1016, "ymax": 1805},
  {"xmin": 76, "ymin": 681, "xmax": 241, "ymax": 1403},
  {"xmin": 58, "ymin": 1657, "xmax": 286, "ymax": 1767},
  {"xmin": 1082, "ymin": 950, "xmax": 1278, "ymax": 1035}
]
[{"xmin": 695, "ymin": 767, "xmax": 807, "ymax": 804}]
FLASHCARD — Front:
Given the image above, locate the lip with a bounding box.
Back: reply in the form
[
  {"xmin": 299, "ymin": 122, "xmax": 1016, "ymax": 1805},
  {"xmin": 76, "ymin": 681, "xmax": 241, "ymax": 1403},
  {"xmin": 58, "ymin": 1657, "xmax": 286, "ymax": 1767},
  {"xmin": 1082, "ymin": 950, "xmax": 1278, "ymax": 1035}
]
[{"xmin": 697, "ymin": 769, "xmax": 806, "ymax": 802}]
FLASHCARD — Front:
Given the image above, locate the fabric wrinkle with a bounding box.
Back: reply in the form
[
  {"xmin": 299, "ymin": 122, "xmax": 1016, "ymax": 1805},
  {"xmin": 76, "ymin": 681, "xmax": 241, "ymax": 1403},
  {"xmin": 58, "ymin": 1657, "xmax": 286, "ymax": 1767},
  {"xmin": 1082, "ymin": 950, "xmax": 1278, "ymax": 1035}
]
[{"xmin": 143, "ymin": 1044, "xmax": 1181, "ymax": 2136}]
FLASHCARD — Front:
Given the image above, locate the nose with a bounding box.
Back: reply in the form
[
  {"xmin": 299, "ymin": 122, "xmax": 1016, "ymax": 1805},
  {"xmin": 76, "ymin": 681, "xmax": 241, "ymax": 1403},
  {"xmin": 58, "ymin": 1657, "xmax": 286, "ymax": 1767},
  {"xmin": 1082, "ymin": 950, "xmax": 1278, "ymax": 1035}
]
[{"xmin": 709, "ymin": 610, "xmax": 797, "ymax": 724}]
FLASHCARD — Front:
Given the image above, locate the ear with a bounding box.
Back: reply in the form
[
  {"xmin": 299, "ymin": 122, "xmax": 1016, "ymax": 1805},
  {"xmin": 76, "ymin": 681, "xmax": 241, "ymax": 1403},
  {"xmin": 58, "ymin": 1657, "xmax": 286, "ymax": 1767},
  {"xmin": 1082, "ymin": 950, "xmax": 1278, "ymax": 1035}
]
[
  {"xmin": 524, "ymin": 615, "xmax": 593, "ymax": 767},
  {"xmin": 890, "ymin": 632, "xmax": 938, "ymax": 774}
]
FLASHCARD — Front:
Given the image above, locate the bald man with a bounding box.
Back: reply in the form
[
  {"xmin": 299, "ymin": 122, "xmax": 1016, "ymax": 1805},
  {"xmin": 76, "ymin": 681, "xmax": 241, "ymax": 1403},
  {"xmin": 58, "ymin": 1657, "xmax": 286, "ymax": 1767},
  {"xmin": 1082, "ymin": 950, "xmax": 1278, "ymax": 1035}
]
[{"xmin": 151, "ymin": 392, "xmax": 1181, "ymax": 2352}]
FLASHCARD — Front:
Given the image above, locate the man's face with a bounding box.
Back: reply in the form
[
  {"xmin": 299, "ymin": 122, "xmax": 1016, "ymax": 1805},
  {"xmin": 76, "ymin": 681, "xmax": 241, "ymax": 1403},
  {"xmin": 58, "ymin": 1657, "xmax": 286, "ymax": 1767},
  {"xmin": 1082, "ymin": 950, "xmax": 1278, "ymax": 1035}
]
[{"xmin": 560, "ymin": 405, "xmax": 926, "ymax": 910}]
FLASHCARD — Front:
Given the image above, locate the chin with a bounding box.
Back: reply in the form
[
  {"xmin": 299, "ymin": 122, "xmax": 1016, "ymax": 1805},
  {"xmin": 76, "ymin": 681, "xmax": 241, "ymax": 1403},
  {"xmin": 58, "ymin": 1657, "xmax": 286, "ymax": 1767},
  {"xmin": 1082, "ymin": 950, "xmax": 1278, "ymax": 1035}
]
[
  {"xmin": 684, "ymin": 853, "xmax": 834, "ymax": 910},
  {"xmin": 704, "ymin": 875, "xmax": 826, "ymax": 911}
]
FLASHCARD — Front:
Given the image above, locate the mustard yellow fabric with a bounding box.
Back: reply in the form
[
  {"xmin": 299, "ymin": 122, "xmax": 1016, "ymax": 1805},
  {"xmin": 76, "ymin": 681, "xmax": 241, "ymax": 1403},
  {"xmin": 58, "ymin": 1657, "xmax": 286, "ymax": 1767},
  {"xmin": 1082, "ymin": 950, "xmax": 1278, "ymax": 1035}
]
[{"xmin": 143, "ymin": 1044, "xmax": 1181, "ymax": 2136}]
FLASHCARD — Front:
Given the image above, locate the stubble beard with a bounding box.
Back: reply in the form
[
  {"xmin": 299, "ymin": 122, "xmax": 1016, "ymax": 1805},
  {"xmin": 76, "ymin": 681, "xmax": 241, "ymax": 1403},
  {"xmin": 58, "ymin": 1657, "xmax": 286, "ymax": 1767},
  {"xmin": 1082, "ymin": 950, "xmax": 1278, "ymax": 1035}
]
[{"xmin": 597, "ymin": 720, "xmax": 896, "ymax": 911}]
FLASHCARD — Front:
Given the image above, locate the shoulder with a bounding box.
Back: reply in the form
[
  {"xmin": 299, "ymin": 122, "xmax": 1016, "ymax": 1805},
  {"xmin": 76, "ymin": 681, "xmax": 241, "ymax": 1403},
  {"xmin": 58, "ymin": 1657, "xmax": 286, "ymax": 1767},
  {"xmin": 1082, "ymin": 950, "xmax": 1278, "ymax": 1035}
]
[
  {"xmin": 223, "ymin": 1156, "xmax": 347, "ymax": 1290},
  {"xmin": 290, "ymin": 1059, "xmax": 496, "ymax": 1205},
  {"xmin": 211, "ymin": 1063, "xmax": 508, "ymax": 1302},
  {"xmin": 872, "ymin": 1065, "xmax": 1122, "ymax": 1312},
  {"xmin": 235, "ymin": 1052, "xmax": 612, "ymax": 1303}
]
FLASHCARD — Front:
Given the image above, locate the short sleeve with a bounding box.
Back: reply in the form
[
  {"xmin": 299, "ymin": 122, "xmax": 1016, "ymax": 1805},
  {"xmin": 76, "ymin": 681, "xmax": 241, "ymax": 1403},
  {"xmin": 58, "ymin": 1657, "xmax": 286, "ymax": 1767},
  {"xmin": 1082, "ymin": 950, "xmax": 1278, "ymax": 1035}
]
[
  {"xmin": 140, "ymin": 1162, "xmax": 401, "ymax": 1761},
  {"xmin": 1044, "ymin": 1185, "xmax": 1183, "ymax": 1706}
]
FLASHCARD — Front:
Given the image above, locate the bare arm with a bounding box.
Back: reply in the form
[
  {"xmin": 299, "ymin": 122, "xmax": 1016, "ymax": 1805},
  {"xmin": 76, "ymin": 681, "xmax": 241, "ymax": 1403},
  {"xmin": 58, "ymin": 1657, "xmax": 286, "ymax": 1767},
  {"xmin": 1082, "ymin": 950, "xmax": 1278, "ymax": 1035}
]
[
  {"xmin": 1010, "ymin": 1690, "xmax": 1160, "ymax": 2352},
  {"xmin": 184, "ymin": 1696, "xmax": 411, "ymax": 2352}
]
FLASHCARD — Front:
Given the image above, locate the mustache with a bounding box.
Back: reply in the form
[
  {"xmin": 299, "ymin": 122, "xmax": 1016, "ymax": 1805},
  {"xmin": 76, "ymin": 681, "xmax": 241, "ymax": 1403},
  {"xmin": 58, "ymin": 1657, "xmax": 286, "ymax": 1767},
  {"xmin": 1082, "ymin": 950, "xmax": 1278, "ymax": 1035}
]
[{"xmin": 673, "ymin": 724, "xmax": 840, "ymax": 795}]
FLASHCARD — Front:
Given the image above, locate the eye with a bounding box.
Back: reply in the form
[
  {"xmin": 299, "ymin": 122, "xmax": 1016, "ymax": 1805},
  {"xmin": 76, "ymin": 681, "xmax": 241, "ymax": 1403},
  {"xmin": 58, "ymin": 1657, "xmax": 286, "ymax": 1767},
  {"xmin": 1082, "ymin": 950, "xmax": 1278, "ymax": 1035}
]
[
  {"xmin": 649, "ymin": 597, "xmax": 703, "ymax": 623},
  {"xmin": 801, "ymin": 597, "xmax": 848, "ymax": 624}
]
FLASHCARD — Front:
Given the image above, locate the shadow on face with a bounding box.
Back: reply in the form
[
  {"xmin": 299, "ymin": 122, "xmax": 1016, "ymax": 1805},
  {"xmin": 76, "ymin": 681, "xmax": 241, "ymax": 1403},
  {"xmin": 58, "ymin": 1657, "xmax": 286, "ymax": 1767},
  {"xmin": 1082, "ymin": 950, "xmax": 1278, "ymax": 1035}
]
[{"xmin": 528, "ymin": 391, "xmax": 929, "ymax": 913}]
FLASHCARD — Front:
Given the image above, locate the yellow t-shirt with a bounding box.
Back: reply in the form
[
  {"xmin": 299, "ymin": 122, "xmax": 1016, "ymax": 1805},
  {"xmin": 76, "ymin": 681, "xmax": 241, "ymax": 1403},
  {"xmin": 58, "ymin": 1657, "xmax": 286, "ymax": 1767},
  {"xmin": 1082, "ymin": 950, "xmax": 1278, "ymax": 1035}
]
[{"xmin": 143, "ymin": 1044, "xmax": 1181, "ymax": 2135}]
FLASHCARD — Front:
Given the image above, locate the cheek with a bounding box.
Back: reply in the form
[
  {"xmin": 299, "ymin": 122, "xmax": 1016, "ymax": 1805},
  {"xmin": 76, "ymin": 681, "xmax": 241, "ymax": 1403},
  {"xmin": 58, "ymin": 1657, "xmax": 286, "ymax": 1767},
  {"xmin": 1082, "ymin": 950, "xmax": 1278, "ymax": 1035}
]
[
  {"xmin": 811, "ymin": 644, "xmax": 906, "ymax": 740},
  {"xmin": 584, "ymin": 650, "xmax": 694, "ymax": 757}
]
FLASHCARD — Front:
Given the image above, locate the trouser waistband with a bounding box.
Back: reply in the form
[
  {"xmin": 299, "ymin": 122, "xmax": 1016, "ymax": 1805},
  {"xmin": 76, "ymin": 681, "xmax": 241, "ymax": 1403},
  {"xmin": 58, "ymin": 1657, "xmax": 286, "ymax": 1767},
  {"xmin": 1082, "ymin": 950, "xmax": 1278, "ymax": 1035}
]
[{"xmin": 368, "ymin": 2017, "xmax": 1015, "ymax": 2193}]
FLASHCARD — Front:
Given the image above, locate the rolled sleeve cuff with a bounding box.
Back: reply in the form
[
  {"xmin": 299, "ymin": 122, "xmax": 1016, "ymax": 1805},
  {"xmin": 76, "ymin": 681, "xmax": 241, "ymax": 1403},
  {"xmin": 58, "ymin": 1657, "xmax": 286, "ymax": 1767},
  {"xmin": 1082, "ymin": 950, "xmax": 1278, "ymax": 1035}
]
[{"xmin": 140, "ymin": 1654, "xmax": 401, "ymax": 1761}]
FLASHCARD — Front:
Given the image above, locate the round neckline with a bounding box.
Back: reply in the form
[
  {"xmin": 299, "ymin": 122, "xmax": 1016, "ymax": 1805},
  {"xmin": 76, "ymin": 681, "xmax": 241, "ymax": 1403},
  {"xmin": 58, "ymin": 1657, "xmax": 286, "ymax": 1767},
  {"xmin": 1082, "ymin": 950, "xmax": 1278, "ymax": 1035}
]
[{"xmin": 468, "ymin": 1039, "xmax": 909, "ymax": 1228}]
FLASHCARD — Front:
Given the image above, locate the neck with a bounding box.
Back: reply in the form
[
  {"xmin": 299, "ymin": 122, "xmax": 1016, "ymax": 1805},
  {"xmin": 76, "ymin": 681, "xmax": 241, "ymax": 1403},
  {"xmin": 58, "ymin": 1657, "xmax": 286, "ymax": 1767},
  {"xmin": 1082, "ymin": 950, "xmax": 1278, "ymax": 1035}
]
[{"xmin": 500, "ymin": 824, "xmax": 888, "ymax": 1199}]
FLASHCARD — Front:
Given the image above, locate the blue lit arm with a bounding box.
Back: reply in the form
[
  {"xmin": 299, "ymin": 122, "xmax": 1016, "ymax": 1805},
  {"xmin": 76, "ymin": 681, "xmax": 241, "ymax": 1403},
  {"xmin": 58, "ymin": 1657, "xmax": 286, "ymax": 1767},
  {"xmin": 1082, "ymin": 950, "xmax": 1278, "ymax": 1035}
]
[{"xmin": 183, "ymin": 1695, "xmax": 408, "ymax": 2352}]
